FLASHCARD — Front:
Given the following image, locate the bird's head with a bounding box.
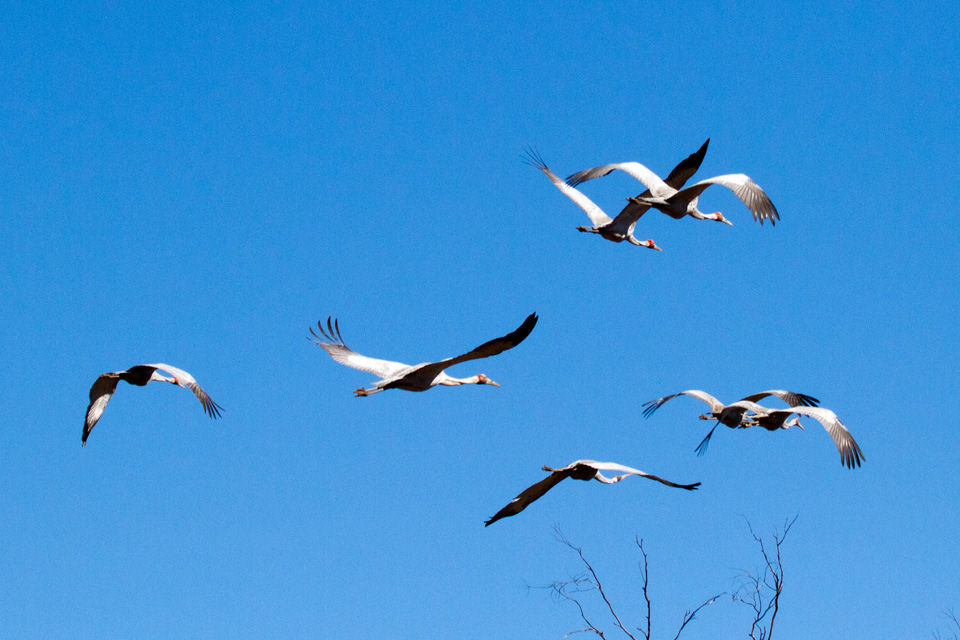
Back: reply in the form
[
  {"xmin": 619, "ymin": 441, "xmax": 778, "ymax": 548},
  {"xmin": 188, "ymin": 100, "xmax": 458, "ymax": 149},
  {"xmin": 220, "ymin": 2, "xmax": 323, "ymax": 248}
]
[
  {"xmin": 642, "ymin": 239, "xmax": 662, "ymax": 252},
  {"xmin": 712, "ymin": 212, "xmax": 733, "ymax": 226},
  {"xmin": 476, "ymin": 373, "xmax": 501, "ymax": 387}
]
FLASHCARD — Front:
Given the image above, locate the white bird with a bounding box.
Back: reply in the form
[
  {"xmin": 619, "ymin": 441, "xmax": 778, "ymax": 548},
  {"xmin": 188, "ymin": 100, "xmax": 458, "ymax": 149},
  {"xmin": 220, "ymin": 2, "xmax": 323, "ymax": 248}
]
[
  {"xmin": 83, "ymin": 363, "xmax": 223, "ymax": 446},
  {"xmin": 522, "ymin": 148, "xmax": 662, "ymax": 250},
  {"xmin": 744, "ymin": 406, "xmax": 864, "ymax": 469},
  {"xmin": 566, "ymin": 155, "xmax": 778, "ymax": 226},
  {"xmin": 484, "ymin": 459, "xmax": 700, "ymax": 526},
  {"xmin": 641, "ymin": 389, "xmax": 819, "ymax": 455},
  {"xmin": 310, "ymin": 313, "xmax": 538, "ymax": 396}
]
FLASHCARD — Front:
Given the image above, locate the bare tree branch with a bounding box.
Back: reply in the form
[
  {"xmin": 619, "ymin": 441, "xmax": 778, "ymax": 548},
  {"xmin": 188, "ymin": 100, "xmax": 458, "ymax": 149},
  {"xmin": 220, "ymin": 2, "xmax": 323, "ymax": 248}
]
[
  {"xmin": 672, "ymin": 593, "xmax": 725, "ymax": 640},
  {"xmin": 733, "ymin": 515, "xmax": 797, "ymax": 640},
  {"xmin": 549, "ymin": 527, "xmax": 718, "ymax": 640},
  {"xmin": 555, "ymin": 528, "xmax": 638, "ymax": 640},
  {"xmin": 932, "ymin": 609, "xmax": 960, "ymax": 640},
  {"xmin": 634, "ymin": 536, "xmax": 651, "ymax": 640}
]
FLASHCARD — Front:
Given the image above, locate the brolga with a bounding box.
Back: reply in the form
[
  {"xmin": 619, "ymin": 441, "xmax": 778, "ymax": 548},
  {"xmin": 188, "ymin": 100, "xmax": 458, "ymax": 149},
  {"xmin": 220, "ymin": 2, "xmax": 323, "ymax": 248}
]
[
  {"xmin": 566, "ymin": 151, "xmax": 779, "ymax": 226},
  {"xmin": 744, "ymin": 406, "xmax": 865, "ymax": 469},
  {"xmin": 310, "ymin": 313, "xmax": 538, "ymax": 396},
  {"xmin": 522, "ymin": 147, "xmax": 662, "ymax": 251},
  {"xmin": 484, "ymin": 459, "xmax": 700, "ymax": 526},
  {"xmin": 83, "ymin": 363, "xmax": 223, "ymax": 446},
  {"xmin": 641, "ymin": 389, "xmax": 819, "ymax": 455}
]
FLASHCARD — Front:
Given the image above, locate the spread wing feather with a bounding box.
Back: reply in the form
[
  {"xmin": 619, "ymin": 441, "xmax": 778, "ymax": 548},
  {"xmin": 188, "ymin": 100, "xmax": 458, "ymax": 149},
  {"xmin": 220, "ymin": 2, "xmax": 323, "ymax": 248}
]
[
  {"xmin": 767, "ymin": 406, "xmax": 864, "ymax": 468},
  {"xmin": 147, "ymin": 363, "xmax": 223, "ymax": 418},
  {"xmin": 309, "ymin": 318, "xmax": 412, "ymax": 379},
  {"xmin": 642, "ymin": 389, "xmax": 726, "ymax": 418},
  {"xmin": 739, "ymin": 389, "xmax": 819, "ymax": 408},
  {"xmin": 523, "ymin": 148, "xmax": 613, "ymax": 227},
  {"xmin": 674, "ymin": 174, "xmax": 779, "ymax": 224}
]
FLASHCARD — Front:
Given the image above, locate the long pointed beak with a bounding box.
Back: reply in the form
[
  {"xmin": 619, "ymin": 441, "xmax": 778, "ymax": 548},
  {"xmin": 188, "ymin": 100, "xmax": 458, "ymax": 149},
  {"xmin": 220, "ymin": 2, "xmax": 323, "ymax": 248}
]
[
  {"xmin": 721, "ymin": 217, "xmax": 734, "ymax": 226},
  {"xmin": 486, "ymin": 379, "xmax": 501, "ymax": 388}
]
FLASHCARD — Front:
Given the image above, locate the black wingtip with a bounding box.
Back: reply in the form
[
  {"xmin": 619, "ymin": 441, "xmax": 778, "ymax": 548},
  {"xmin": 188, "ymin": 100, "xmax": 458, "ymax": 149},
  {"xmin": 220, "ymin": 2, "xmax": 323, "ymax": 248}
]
[
  {"xmin": 800, "ymin": 394, "xmax": 820, "ymax": 407},
  {"xmin": 695, "ymin": 424, "xmax": 718, "ymax": 456},
  {"xmin": 640, "ymin": 401, "xmax": 660, "ymax": 419},
  {"xmin": 520, "ymin": 146, "xmax": 547, "ymax": 171}
]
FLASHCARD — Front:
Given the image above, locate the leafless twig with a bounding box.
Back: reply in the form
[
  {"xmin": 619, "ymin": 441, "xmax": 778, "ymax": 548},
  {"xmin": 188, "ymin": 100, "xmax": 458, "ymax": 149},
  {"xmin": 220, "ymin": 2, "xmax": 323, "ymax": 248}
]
[
  {"xmin": 932, "ymin": 608, "xmax": 960, "ymax": 640},
  {"xmin": 550, "ymin": 527, "xmax": 718, "ymax": 640},
  {"xmin": 672, "ymin": 593, "xmax": 725, "ymax": 640},
  {"xmin": 554, "ymin": 528, "xmax": 638, "ymax": 640},
  {"xmin": 732, "ymin": 515, "xmax": 797, "ymax": 640},
  {"xmin": 635, "ymin": 536, "xmax": 651, "ymax": 640}
]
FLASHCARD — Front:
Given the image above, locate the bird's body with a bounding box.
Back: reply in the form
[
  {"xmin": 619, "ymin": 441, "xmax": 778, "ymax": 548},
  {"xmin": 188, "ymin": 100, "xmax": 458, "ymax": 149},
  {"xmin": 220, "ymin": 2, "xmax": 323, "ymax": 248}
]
[
  {"xmin": 642, "ymin": 389, "xmax": 819, "ymax": 454},
  {"xmin": 310, "ymin": 313, "xmax": 538, "ymax": 396},
  {"xmin": 484, "ymin": 459, "xmax": 700, "ymax": 526},
  {"xmin": 566, "ymin": 155, "xmax": 778, "ymax": 226},
  {"xmin": 83, "ymin": 363, "xmax": 222, "ymax": 445},
  {"xmin": 522, "ymin": 148, "xmax": 663, "ymax": 250}
]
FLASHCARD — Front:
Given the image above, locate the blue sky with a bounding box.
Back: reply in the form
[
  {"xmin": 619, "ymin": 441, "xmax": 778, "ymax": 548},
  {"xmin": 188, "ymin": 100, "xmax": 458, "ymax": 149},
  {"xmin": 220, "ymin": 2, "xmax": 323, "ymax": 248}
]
[{"xmin": 2, "ymin": 1, "xmax": 959, "ymax": 637}]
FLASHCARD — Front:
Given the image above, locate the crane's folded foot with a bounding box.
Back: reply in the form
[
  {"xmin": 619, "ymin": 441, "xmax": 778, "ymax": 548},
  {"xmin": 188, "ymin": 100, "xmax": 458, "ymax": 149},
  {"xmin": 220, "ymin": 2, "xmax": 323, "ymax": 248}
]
[{"xmin": 353, "ymin": 388, "xmax": 369, "ymax": 397}]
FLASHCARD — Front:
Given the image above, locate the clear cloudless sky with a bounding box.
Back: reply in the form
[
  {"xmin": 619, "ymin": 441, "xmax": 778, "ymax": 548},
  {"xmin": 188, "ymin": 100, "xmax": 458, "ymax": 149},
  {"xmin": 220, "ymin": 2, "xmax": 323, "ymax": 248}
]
[{"xmin": 2, "ymin": 1, "xmax": 959, "ymax": 638}]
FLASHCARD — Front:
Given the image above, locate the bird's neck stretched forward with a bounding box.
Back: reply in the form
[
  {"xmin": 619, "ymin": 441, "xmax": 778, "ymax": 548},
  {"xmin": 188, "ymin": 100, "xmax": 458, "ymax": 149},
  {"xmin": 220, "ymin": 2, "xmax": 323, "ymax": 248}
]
[
  {"xmin": 151, "ymin": 372, "xmax": 178, "ymax": 385},
  {"xmin": 436, "ymin": 373, "xmax": 485, "ymax": 386}
]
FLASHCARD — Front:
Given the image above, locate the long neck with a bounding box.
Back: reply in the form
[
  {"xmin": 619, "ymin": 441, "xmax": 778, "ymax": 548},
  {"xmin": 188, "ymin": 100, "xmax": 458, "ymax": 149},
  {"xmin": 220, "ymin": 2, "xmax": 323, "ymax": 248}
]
[
  {"xmin": 436, "ymin": 373, "xmax": 481, "ymax": 386},
  {"xmin": 151, "ymin": 372, "xmax": 177, "ymax": 384}
]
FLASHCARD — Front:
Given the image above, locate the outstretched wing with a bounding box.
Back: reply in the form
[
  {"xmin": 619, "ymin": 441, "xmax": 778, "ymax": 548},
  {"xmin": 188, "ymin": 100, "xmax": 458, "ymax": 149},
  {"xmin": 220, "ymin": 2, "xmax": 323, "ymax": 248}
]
[
  {"xmin": 415, "ymin": 312, "xmax": 538, "ymax": 381},
  {"xmin": 83, "ymin": 373, "xmax": 122, "ymax": 445},
  {"xmin": 662, "ymin": 139, "xmax": 710, "ymax": 190},
  {"xmin": 587, "ymin": 461, "xmax": 701, "ymax": 490},
  {"xmin": 642, "ymin": 389, "xmax": 726, "ymax": 418},
  {"xmin": 771, "ymin": 406, "xmax": 864, "ymax": 469},
  {"xmin": 309, "ymin": 317, "xmax": 412, "ymax": 380},
  {"xmin": 485, "ymin": 468, "xmax": 570, "ymax": 526},
  {"xmin": 148, "ymin": 363, "xmax": 223, "ymax": 419},
  {"xmin": 739, "ymin": 389, "xmax": 819, "ymax": 408},
  {"xmin": 523, "ymin": 148, "xmax": 613, "ymax": 227},
  {"xmin": 674, "ymin": 174, "xmax": 780, "ymax": 225},
  {"xmin": 610, "ymin": 139, "xmax": 710, "ymax": 228},
  {"xmin": 565, "ymin": 161, "xmax": 674, "ymax": 198}
]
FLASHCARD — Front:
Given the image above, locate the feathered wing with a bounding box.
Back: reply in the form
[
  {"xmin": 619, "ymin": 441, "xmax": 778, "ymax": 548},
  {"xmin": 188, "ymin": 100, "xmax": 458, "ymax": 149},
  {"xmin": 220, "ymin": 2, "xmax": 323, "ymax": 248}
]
[
  {"xmin": 413, "ymin": 312, "xmax": 538, "ymax": 381},
  {"xmin": 662, "ymin": 139, "xmax": 710, "ymax": 190},
  {"xmin": 610, "ymin": 139, "xmax": 710, "ymax": 227},
  {"xmin": 566, "ymin": 161, "xmax": 674, "ymax": 198},
  {"xmin": 672, "ymin": 174, "xmax": 780, "ymax": 224},
  {"xmin": 147, "ymin": 363, "xmax": 223, "ymax": 418},
  {"xmin": 83, "ymin": 374, "xmax": 122, "ymax": 445},
  {"xmin": 484, "ymin": 468, "xmax": 571, "ymax": 526},
  {"xmin": 642, "ymin": 389, "xmax": 726, "ymax": 418},
  {"xmin": 309, "ymin": 317, "xmax": 412, "ymax": 380},
  {"xmin": 523, "ymin": 148, "xmax": 613, "ymax": 227},
  {"xmin": 587, "ymin": 461, "xmax": 701, "ymax": 490},
  {"xmin": 739, "ymin": 389, "xmax": 819, "ymax": 408},
  {"xmin": 778, "ymin": 406, "xmax": 864, "ymax": 469},
  {"xmin": 485, "ymin": 459, "xmax": 700, "ymax": 526}
]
